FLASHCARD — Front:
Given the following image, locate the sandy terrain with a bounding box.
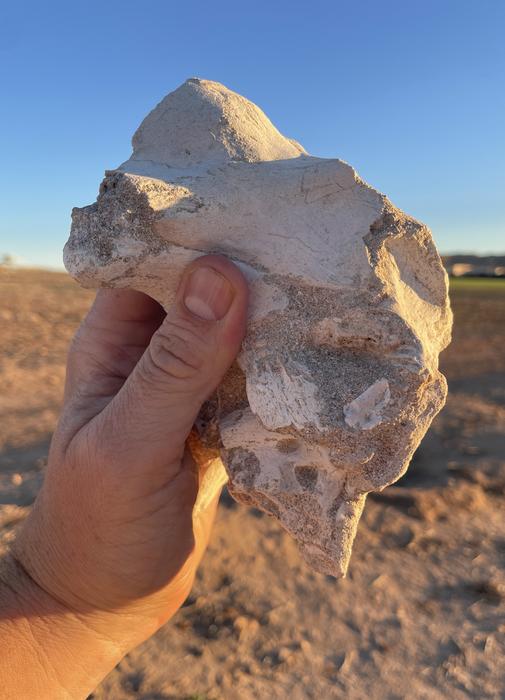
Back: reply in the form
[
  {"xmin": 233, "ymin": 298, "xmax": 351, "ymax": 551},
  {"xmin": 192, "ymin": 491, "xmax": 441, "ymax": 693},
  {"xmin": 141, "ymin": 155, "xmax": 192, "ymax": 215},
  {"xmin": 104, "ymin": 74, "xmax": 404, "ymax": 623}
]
[{"xmin": 1, "ymin": 268, "xmax": 504, "ymax": 699}]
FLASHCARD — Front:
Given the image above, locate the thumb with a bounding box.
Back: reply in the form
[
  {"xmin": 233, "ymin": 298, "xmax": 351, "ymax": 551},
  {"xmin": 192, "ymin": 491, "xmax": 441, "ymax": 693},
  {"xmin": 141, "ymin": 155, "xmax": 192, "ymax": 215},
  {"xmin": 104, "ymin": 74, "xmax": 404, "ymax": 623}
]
[{"xmin": 101, "ymin": 255, "xmax": 248, "ymax": 473}]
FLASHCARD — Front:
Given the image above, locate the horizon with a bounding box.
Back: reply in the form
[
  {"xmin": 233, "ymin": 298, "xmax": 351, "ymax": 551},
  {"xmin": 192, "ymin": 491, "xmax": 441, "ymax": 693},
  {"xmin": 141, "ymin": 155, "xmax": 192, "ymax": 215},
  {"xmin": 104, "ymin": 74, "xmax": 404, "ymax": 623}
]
[
  {"xmin": 3, "ymin": 250, "xmax": 505, "ymax": 275},
  {"xmin": 1, "ymin": 1, "xmax": 504, "ymax": 268}
]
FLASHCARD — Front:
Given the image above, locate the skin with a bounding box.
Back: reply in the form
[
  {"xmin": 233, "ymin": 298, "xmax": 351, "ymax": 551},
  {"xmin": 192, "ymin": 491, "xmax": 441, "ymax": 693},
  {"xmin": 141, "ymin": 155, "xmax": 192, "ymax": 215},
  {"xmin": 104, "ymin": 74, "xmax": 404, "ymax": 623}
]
[{"xmin": 0, "ymin": 255, "xmax": 249, "ymax": 699}]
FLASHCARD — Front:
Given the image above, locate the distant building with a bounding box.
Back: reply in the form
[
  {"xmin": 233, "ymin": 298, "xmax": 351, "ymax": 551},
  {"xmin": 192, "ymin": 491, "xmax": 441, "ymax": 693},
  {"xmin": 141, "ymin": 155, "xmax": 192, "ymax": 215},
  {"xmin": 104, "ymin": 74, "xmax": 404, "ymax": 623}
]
[
  {"xmin": 443, "ymin": 255, "xmax": 505, "ymax": 278},
  {"xmin": 0, "ymin": 254, "xmax": 15, "ymax": 266},
  {"xmin": 450, "ymin": 263, "xmax": 475, "ymax": 277}
]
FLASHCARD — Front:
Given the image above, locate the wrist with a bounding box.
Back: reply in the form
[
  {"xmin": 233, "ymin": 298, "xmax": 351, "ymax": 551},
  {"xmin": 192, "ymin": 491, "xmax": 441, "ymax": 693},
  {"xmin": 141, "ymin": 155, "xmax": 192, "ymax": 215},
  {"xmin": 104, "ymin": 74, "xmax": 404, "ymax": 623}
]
[{"xmin": 0, "ymin": 552, "xmax": 126, "ymax": 699}]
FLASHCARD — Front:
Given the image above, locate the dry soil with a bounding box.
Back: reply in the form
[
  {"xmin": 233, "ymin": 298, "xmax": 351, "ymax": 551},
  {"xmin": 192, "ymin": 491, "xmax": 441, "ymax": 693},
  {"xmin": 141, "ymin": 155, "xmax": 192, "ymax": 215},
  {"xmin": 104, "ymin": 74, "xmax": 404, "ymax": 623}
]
[{"xmin": 0, "ymin": 269, "xmax": 504, "ymax": 699}]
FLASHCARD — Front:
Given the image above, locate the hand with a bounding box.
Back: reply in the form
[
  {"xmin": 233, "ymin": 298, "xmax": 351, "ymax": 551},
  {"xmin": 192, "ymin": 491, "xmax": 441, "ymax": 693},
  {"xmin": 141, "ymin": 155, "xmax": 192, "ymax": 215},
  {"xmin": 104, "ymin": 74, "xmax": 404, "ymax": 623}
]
[{"xmin": 1, "ymin": 254, "xmax": 248, "ymax": 698}]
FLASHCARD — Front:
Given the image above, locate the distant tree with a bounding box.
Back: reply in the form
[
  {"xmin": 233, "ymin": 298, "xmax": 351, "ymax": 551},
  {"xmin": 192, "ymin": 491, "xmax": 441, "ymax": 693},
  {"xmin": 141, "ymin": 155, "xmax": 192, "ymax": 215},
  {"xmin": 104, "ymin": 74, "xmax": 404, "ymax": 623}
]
[{"xmin": 0, "ymin": 254, "xmax": 14, "ymax": 266}]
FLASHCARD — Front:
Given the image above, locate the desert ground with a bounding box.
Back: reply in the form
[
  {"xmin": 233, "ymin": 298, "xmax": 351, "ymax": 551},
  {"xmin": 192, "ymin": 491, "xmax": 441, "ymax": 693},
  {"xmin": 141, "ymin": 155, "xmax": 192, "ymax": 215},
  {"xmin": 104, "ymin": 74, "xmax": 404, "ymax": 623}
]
[{"xmin": 0, "ymin": 268, "xmax": 504, "ymax": 700}]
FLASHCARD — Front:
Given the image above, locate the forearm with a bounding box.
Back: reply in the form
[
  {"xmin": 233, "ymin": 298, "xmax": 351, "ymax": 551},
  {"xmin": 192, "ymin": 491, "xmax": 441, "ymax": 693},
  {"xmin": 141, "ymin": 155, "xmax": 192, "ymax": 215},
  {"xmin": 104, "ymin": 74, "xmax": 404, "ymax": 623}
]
[{"xmin": 0, "ymin": 553, "xmax": 125, "ymax": 700}]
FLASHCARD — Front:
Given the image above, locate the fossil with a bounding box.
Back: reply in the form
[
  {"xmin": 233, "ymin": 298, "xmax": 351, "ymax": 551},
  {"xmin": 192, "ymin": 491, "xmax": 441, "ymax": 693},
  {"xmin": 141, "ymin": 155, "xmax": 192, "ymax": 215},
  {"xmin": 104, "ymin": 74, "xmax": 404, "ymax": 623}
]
[{"xmin": 64, "ymin": 78, "xmax": 452, "ymax": 576}]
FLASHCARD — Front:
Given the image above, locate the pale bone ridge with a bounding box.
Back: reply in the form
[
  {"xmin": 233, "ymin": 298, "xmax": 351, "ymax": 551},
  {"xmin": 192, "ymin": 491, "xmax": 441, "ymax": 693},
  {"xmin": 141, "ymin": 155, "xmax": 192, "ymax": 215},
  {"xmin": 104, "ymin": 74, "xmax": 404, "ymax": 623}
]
[{"xmin": 64, "ymin": 77, "xmax": 453, "ymax": 577}]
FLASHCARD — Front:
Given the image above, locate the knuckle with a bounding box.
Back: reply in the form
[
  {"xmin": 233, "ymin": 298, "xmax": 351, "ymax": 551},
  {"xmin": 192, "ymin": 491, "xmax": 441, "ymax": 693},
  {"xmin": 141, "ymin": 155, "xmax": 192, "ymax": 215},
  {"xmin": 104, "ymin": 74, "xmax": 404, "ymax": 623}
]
[{"xmin": 146, "ymin": 319, "xmax": 211, "ymax": 383}]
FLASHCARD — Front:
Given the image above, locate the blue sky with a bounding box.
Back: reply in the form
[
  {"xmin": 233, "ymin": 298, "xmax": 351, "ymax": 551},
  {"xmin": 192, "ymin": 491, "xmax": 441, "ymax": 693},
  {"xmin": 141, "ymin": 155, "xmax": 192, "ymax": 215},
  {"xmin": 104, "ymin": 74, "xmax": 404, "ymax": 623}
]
[{"xmin": 1, "ymin": 0, "xmax": 503, "ymax": 268}]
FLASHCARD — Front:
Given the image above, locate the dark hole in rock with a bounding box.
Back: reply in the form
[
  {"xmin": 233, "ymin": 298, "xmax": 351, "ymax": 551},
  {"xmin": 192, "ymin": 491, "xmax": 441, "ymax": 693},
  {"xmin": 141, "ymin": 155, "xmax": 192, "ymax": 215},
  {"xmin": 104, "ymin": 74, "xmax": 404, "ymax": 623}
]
[{"xmin": 294, "ymin": 465, "xmax": 318, "ymax": 491}]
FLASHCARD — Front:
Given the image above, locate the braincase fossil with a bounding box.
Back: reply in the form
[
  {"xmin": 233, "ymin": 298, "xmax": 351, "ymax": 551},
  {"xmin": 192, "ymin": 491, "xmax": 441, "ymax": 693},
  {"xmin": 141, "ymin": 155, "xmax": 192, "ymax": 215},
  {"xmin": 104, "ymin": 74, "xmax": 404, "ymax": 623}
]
[
  {"xmin": 65, "ymin": 78, "xmax": 452, "ymax": 577},
  {"xmin": 131, "ymin": 77, "xmax": 306, "ymax": 166}
]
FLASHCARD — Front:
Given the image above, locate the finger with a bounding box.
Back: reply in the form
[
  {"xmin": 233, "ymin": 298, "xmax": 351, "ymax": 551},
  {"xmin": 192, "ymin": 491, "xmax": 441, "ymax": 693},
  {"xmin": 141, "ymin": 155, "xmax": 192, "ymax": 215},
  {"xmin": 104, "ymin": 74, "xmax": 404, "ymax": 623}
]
[
  {"xmin": 65, "ymin": 288, "xmax": 165, "ymax": 399},
  {"xmin": 97, "ymin": 254, "xmax": 248, "ymax": 480},
  {"xmin": 92, "ymin": 288, "xmax": 163, "ymax": 324}
]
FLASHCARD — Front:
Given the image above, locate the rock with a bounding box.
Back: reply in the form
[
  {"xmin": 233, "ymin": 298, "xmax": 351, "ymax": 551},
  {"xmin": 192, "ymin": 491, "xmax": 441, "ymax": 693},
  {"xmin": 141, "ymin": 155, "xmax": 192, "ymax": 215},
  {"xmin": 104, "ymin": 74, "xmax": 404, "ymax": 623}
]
[
  {"xmin": 300, "ymin": 639, "xmax": 312, "ymax": 655},
  {"xmin": 278, "ymin": 647, "xmax": 296, "ymax": 665},
  {"xmin": 64, "ymin": 78, "xmax": 452, "ymax": 577},
  {"xmin": 233, "ymin": 616, "xmax": 260, "ymax": 641}
]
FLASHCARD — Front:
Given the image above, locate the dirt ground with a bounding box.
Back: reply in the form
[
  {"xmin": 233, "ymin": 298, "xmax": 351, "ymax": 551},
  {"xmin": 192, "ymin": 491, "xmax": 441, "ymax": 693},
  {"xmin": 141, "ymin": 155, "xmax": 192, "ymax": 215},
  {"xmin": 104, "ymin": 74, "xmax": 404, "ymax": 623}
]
[{"xmin": 1, "ymin": 268, "xmax": 504, "ymax": 699}]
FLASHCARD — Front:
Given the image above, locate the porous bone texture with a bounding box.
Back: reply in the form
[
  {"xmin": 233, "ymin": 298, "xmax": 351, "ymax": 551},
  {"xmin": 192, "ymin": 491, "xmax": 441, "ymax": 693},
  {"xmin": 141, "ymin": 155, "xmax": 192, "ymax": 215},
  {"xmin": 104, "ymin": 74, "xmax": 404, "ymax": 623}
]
[{"xmin": 64, "ymin": 78, "xmax": 452, "ymax": 577}]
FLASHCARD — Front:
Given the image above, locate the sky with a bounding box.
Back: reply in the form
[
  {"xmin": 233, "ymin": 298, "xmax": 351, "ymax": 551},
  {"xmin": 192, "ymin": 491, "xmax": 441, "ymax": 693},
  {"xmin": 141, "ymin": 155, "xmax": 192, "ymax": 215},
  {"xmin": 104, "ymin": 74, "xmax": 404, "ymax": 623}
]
[{"xmin": 0, "ymin": 0, "xmax": 504, "ymax": 268}]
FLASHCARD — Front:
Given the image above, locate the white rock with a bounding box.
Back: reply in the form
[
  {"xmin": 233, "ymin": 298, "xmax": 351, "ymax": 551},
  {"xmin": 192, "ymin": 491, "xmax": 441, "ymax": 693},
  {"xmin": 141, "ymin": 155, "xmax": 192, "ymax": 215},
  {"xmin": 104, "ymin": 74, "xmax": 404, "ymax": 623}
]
[{"xmin": 64, "ymin": 78, "xmax": 452, "ymax": 577}]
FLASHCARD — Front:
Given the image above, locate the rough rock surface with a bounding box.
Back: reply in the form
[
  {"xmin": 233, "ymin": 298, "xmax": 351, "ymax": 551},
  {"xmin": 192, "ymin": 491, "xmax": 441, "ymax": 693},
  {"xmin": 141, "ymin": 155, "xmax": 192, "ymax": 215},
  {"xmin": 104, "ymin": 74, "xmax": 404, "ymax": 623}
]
[{"xmin": 64, "ymin": 78, "xmax": 452, "ymax": 577}]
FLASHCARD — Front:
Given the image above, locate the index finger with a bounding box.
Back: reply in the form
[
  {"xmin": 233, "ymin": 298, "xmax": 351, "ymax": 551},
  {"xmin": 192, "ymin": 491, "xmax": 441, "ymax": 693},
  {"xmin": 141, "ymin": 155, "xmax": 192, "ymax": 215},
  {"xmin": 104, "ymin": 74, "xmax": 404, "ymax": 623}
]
[{"xmin": 65, "ymin": 287, "xmax": 165, "ymax": 400}]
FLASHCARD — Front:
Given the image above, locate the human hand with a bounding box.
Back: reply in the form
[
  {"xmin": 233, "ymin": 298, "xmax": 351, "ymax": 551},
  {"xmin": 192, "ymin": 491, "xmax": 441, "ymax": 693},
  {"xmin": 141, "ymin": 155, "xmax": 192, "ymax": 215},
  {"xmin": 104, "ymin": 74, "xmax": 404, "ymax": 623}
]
[{"xmin": 2, "ymin": 254, "xmax": 248, "ymax": 697}]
